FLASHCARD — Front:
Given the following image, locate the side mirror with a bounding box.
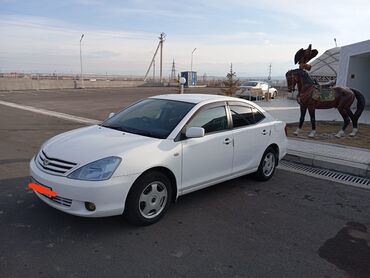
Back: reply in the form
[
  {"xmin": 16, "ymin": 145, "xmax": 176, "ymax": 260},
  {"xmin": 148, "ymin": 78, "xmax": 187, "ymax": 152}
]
[
  {"xmin": 108, "ymin": 112, "xmax": 115, "ymax": 118},
  {"xmin": 186, "ymin": 127, "xmax": 205, "ymax": 138}
]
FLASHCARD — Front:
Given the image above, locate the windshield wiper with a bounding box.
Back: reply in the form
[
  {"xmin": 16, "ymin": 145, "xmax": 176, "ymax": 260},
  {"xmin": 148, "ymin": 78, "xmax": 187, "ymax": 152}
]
[
  {"xmin": 121, "ymin": 126, "xmax": 163, "ymax": 138},
  {"xmin": 100, "ymin": 125, "xmax": 126, "ymax": 132},
  {"xmin": 101, "ymin": 125, "xmax": 163, "ymax": 138}
]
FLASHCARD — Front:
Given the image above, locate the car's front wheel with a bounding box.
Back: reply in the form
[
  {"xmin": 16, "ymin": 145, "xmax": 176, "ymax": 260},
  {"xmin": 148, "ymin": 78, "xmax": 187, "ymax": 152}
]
[
  {"xmin": 255, "ymin": 147, "xmax": 277, "ymax": 181},
  {"xmin": 125, "ymin": 171, "xmax": 172, "ymax": 225}
]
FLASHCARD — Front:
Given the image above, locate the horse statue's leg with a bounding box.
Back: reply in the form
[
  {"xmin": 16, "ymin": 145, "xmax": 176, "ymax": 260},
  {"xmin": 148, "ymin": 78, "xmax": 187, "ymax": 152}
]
[
  {"xmin": 335, "ymin": 130, "xmax": 345, "ymax": 138},
  {"xmin": 349, "ymin": 128, "xmax": 358, "ymax": 137},
  {"xmin": 347, "ymin": 109, "xmax": 358, "ymax": 136},
  {"xmin": 336, "ymin": 106, "xmax": 351, "ymax": 138},
  {"xmin": 349, "ymin": 88, "xmax": 366, "ymax": 136},
  {"xmin": 308, "ymin": 108, "xmax": 316, "ymax": 138},
  {"xmin": 294, "ymin": 106, "xmax": 307, "ymax": 135}
]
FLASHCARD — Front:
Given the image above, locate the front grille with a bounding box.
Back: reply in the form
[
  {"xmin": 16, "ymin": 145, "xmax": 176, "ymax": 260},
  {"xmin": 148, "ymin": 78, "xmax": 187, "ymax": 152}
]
[
  {"xmin": 37, "ymin": 150, "xmax": 77, "ymax": 175},
  {"xmin": 41, "ymin": 194, "xmax": 73, "ymax": 207}
]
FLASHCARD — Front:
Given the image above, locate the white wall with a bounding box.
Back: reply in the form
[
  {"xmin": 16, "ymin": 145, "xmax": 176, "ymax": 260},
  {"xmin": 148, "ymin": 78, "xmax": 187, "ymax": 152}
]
[
  {"xmin": 337, "ymin": 39, "xmax": 370, "ymax": 104},
  {"xmin": 0, "ymin": 79, "xmax": 145, "ymax": 91},
  {"xmin": 346, "ymin": 56, "xmax": 370, "ymax": 104}
]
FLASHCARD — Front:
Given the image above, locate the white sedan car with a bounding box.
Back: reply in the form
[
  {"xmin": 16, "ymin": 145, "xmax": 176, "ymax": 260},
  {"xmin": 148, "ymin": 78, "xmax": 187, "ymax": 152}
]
[
  {"xmin": 29, "ymin": 94, "xmax": 287, "ymax": 225},
  {"xmin": 236, "ymin": 81, "xmax": 278, "ymax": 100}
]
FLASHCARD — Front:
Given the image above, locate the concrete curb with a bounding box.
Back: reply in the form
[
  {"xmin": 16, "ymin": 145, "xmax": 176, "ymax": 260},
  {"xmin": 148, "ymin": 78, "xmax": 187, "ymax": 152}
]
[
  {"xmin": 283, "ymin": 153, "xmax": 370, "ymax": 178},
  {"xmin": 284, "ymin": 138, "xmax": 370, "ymax": 178}
]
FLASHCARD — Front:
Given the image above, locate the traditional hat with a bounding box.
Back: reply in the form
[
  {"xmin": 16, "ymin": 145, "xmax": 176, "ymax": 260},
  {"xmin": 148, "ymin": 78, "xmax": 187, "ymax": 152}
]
[{"xmin": 294, "ymin": 44, "xmax": 318, "ymax": 64}]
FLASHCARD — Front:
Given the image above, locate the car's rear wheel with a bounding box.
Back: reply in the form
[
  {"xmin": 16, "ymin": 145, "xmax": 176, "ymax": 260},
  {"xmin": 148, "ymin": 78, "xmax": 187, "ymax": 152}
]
[
  {"xmin": 255, "ymin": 147, "xmax": 277, "ymax": 181},
  {"xmin": 125, "ymin": 171, "xmax": 172, "ymax": 225}
]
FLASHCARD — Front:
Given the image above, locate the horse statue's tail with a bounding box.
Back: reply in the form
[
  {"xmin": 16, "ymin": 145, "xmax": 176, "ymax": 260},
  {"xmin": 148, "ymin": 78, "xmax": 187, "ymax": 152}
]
[{"xmin": 351, "ymin": 88, "xmax": 366, "ymax": 123}]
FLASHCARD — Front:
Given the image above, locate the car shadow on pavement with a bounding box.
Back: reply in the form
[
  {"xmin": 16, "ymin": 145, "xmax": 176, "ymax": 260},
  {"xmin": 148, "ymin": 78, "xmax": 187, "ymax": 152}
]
[
  {"xmin": 0, "ymin": 176, "xmax": 138, "ymax": 235},
  {"xmin": 1, "ymin": 173, "xmax": 262, "ymax": 233}
]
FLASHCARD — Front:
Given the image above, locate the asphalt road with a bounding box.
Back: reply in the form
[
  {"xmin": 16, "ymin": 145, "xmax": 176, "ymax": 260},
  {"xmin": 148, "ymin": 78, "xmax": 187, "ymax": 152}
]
[
  {"xmin": 0, "ymin": 87, "xmax": 220, "ymax": 121},
  {"xmin": 1, "ymin": 88, "xmax": 370, "ymax": 278}
]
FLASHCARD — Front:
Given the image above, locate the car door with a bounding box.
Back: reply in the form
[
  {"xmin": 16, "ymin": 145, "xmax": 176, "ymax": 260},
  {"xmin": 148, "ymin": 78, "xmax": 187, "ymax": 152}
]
[
  {"xmin": 228, "ymin": 102, "xmax": 272, "ymax": 174},
  {"xmin": 181, "ymin": 103, "xmax": 234, "ymax": 192}
]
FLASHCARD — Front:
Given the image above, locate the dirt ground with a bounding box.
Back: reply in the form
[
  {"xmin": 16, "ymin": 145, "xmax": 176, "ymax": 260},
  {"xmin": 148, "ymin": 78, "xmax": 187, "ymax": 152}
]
[{"xmin": 286, "ymin": 121, "xmax": 370, "ymax": 150}]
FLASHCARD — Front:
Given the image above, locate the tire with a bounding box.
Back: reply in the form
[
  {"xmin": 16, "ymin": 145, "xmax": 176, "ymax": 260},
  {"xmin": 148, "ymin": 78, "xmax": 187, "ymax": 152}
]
[
  {"xmin": 125, "ymin": 171, "xmax": 172, "ymax": 226},
  {"xmin": 255, "ymin": 147, "xmax": 277, "ymax": 181}
]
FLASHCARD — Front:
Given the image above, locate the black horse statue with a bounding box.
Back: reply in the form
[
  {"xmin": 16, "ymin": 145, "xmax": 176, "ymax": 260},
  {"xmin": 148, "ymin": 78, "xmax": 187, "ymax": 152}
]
[{"xmin": 286, "ymin": 68, "xmax": 366, "ymax": 138}]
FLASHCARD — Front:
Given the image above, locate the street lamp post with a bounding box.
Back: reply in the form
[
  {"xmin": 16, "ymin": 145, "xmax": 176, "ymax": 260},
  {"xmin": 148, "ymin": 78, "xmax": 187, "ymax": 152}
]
[
  {"xmin": 79, "ymin": 34, "xmax": 85, "ymax": 88},
  {"xmin": 190, "ymin": 48, "xmax": 197, "ymax": 86}
]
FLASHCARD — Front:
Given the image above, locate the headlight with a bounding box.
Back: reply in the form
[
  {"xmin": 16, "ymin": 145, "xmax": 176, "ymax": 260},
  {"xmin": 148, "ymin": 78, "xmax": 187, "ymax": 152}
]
[{"xmin": 68, "ymin": 157, "xmax": 122, "ymax": 181}]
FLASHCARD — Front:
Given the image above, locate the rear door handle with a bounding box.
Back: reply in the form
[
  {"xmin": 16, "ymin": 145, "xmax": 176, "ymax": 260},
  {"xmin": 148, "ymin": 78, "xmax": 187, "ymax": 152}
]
[{"xmin": 223, "ymin": 138, "xmax": 231, "ymax": 145}]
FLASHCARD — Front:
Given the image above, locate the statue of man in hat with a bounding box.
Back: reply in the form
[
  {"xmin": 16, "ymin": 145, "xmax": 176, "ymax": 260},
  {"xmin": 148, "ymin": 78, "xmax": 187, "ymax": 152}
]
[
  {"xmin": 294, "ymin": 44, "xmax": 318, "ymax": 72},
  {"xmin": 294, "ymin": 44, "xmax": 336, "ymax": 87}
]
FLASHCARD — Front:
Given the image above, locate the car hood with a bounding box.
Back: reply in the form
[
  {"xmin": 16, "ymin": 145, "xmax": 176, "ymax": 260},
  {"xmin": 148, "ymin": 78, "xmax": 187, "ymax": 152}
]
[{"xmin": 42, "ymin": 125, "xmax": 158, "ymax": 165}]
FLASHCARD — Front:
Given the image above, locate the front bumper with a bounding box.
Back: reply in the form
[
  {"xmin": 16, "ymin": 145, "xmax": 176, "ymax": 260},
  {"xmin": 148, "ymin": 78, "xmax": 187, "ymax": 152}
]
[{"xmin": 30, "ymin": 158, "xmax": 140, "ymax": 217}]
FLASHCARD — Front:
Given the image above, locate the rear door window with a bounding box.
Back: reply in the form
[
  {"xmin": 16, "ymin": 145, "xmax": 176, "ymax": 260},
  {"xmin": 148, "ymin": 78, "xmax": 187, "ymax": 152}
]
[
  {"xmin": 229, "ymin": 104, "xmax": 266, "ymax": 128},
  {"xmin": 230, "ymin": 105, "xmax": 254, "ymax": 128}
]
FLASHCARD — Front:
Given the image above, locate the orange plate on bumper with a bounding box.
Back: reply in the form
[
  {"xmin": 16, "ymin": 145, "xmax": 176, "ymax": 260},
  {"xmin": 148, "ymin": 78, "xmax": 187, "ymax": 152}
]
[{"xmin": 28, "ymin": 183, "xmax": 57, "ymax": 197}]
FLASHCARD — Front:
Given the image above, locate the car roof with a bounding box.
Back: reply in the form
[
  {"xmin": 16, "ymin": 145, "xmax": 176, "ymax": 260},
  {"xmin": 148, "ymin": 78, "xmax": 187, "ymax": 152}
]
[{"xmin": 151, "ymin": 94, "xmax": 240, "ymax": 104}]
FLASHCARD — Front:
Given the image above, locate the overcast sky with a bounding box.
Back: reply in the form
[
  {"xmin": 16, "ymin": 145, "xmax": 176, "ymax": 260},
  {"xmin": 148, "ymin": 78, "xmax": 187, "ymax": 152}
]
[{"xmin": 0, "ymin": 0, "xmax": 369, "ymax": 77}]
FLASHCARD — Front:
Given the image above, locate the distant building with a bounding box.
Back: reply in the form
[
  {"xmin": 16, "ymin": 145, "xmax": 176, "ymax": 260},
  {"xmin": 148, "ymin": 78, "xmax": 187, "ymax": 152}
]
[{"xmin": 181, "ymin": 71, "xmax": 197, "ymax": 87}]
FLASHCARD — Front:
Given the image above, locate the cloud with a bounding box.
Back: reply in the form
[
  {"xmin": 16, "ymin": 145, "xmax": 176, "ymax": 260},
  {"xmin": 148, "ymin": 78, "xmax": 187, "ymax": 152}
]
[
  {"xmin": 231, "ymin": 0, "xmax": 370, "ymax": 44},
  {"xmin": 0, "ymin": 15, "xmax": 159, "ymax": 74},
  {"xmin": 114, "ymin": 7, "xmax": 202, "ymax": 19},
  {"xmin": 0, "ymin": 14, "xmax": 342, "ymax": 76},
  {"xmin": 1, "ymin": 0, "xmax": 370, "ymax": 77}
]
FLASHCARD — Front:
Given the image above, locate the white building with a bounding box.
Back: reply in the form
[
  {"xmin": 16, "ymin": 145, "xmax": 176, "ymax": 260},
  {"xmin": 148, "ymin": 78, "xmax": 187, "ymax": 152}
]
[
  {"xmin": 310, "ymin": 39, "xmax": 370, "ymax": 105},
  {"xmin": 310, "ymin": 47, "xmax": 340, "ymax": 83},
  {"xmin": 337, "ymin": 39, "xmax": 370, "ymax": 105}
]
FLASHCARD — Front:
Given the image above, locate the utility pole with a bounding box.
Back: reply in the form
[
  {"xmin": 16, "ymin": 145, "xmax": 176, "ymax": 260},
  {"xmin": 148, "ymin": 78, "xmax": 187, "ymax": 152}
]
[
  {"xmin": 190, "ymin": 48, "xmax": 197, "ymax": 87},
  {"xmin": 334, "ymin": 38, "xmax": 338, "ymax": 47},
  {"xmin": 190, "ymin": 48, "xmax": 197, "ymax": 73},
  {"xmin": 159, "ymin": 32, "xmax": 165, "ymax": 83},
  {"xmin": 267, "ymin": 63, "xmax": 272, "ymax": 101},
  {"xmin": 144, "ymin": 32, "xmax": 165, "ymax": 82},
  {"xmin": 79, "ymin": 34, "xmax": 85, "ymax": 88},
  {"xmin": 268, "ymin": 63, "xmax": 272, "ymax": 80},
  {"xmin": 153, "ymin": 59, "xmax": 155, "ymax": 81}
]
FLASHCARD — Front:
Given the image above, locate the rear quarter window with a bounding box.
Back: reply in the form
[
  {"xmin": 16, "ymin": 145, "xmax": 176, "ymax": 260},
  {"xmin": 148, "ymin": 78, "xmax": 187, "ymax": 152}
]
[{"xmin": 252, "ymin": 107, "xmax": 265, "ymax": 123}]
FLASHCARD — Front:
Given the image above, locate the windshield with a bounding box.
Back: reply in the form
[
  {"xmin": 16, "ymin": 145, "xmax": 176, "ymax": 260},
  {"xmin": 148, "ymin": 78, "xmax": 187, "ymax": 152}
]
[
  {"xmin": 101, "ymin": 98, "xmax": 195, "ymax": 139},
  {"xmin": 242, "ymin": 81, "xmax": 258, "ymax": 86}
]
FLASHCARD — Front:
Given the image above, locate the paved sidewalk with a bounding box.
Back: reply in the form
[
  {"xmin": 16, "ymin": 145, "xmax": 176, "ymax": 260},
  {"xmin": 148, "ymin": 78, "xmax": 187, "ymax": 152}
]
[{"xmin": 256, "ymin": 99, "xmax": 370, "ymax": 178}]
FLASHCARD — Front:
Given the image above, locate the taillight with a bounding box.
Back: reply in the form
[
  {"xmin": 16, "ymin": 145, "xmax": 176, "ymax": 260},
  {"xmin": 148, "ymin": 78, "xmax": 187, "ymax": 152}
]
[{"xmin": 284, "ymin": 125, "xmax": 288, "ymax": 137}]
